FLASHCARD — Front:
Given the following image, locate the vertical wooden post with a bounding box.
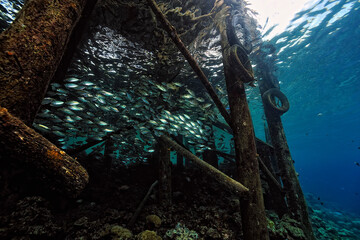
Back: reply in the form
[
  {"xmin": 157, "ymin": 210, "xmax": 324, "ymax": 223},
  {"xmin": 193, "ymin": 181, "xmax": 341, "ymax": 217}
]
[
  {"xmin": 144, "ymin": 1, "xmax": 267, "ymax": 237},
  {"xmin": 158, "ymin": 138, "xmax": 172, "ymax": 205},
  {"xmin": 216, "ymin": 8, "xmax": 269, "ymax": 240},
  {"xmin": 0, "ymin": 0, "xmax": 98, "ymax": 196},
  {"xmin": 0, "ymin": 0, "xmax": 96, "ymax": 125},
  {"xmin": 255, "ymin": 46, "xmax": 315, "ymax": 239},
  {"xmin": 264, "ymin": 111, "xmax": 315, "ymax": 240}
]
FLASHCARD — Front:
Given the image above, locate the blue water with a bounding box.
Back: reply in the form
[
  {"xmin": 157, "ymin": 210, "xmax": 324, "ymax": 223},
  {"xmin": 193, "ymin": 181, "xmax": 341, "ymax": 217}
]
[{"xmin": 266, "ymin": 0, "xmax": 360, "ymax": 214}]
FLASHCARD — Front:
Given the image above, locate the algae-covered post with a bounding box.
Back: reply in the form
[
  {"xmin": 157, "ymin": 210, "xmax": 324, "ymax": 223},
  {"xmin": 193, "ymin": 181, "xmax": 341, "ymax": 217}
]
[
  {"xmin": 146, "ymin": 0, "xmax": 265, "ymax": 238},
  {"xmin": 216, "ymin": 5, "xmax": 269, "ymax": 240},
  {"xmin": 0, "ymin": 0, "xmax": 96, "ymax": 196},
  {"xmin": 254, "ymin": 45, "xmax": 316, "ymax": 239},
  {"xmin": 263, "ymin": 98, "xmax": 315, "ymax": 240},
  {"xmin": 51, "ymin": 0, "xmax": 98, "ymax": 85},
  {"xmin": 0, "ymin": 0, "xmax": 94, "ymax": 125}
]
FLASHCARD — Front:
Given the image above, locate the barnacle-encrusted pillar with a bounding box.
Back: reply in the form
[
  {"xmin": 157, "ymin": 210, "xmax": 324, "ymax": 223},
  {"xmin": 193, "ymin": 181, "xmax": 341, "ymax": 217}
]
[
  {"xmin": 257, "ymin": 142, "xmax": 288, "ymax": 217},
  {"xmin": 0, "ymin": 0, "xmax": 96, "ymax": 197},
  {"xmin": 216, "ymin": 6, "xmax": 269, "ymax": 240},
  {"xmin": 263, "ymin": 111, "xmax": 315, "ymax": 240},
  {"xmin": 255, "ymin": 47, "xmax": 315, "ymax": 239},
  {"xmin": 51, "ymin": 0, "xmax": 98, "ymax": 84},
  {"xmin": 0, "ymin": 0, "xmax": 95, "ymax": 125}
]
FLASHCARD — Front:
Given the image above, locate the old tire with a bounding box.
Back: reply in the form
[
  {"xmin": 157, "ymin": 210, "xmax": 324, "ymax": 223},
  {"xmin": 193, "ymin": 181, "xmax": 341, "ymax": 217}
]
[
  {"xmin": 262, "ymin": 88, "xmax": 289, "ymax": 115},
  {"xmin": 227, "ymin": 44, "xmax": 254, "ymax": 83}
]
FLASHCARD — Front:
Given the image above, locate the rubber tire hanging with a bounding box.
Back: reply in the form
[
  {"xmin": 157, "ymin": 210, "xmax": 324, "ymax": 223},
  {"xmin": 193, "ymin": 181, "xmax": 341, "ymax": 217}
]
[{"xmin": 262, "ymin": 88, "xmax": 290, "ymax": 115}]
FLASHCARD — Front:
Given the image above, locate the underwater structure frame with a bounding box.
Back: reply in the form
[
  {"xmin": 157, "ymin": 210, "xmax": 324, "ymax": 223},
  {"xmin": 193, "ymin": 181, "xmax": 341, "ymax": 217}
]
[{"xmin": 0, "ymin": 0, "xmax": 315, "ymax": 239}]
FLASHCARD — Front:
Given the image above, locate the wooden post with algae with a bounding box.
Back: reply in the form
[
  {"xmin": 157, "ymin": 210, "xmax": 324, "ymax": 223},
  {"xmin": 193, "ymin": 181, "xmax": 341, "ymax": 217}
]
[
  {"xmin": 0, "ymin": 0, "xmax": 95, "ymax": 125},
  {"xmin": 216, "ymin": 5, "xmax": 269, "ymax": 240},
  {"xmin": 254, "ymin": 45, "xmax": 316, "ymax": 240},
  {"xmin": 0, "ymin": 0, "xmax": 95, "ymax": 197},
  {"xmin": 0, "ymin": 107, "xmax": 89, "ymax": 197}
]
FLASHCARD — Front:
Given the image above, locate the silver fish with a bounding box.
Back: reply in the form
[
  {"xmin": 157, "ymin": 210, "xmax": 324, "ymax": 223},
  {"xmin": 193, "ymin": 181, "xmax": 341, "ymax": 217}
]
[
  {"xmin": 97, "ymin": 121, "xmax": 108, "ymax": 126},
  {"xmin": 65, "ymin": 83, "xmax": 79, "ymax": 89},
  {"xmin": 64, "ymin": 116, "xmax": 75, "ymax": 123},
  {"xmin": 73, "ymin": 116, "xmax": 83, "ymax": 121},
  {"xmin": 69, "ymin": 106, "xmax": 84, "ymax": 111},
  {"xmin": 66, "ymin": 101, "xmax": 80, "ymax": 106},
  {"xmin": 101, "ymin": 90, "xmax": 114, "ymax": 97},
  {"xmin": 155, "ymin": 126, "xmax": 166, "ymax": 131},
  {"xmin": 155, "ymin": 84, "xmax": 167, "ymax": 92},
  {"xmin": 159, "ymin": 119, "xmax": 167, "ymax": 124},
  {"xmin": 65, "ymin": 77, "xmax": 80, "ymax": 82},
  {"xmin": 50, "ymin": 101, "xmax": 64, "ymax": 107},
  {"xmin": 82, "ymin": 81, "xmax": 95, "ymax": 86},
  {"xmin": 182, "ymin": 94, "xmax": 193, "ymax": 99}
]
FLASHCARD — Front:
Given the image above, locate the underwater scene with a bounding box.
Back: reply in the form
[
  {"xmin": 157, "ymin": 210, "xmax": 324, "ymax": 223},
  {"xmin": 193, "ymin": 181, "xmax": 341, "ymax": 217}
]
[{"xmin": 0, "ymin": 0, "xmax": 359, "ymax": 239}]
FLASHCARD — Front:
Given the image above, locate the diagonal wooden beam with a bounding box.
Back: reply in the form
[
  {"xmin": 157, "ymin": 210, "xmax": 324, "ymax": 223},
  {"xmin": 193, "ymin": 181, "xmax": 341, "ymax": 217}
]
[
  {"xmin": 160, "ymin": 135, "xmax": 249, "ymax": 195},
  {"xmin": 0, "ymin": 107, "xmax": 88, "ymax": 197},
  {"xmin": 146, "ymin": 0, "xmax": 232, "ymax": 126}
]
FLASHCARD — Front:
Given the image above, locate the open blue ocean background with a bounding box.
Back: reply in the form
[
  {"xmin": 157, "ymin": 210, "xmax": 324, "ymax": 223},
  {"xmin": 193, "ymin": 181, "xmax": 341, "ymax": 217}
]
[{"xmin": 262, "ymin": 0, "xmax": 360, "ymax": 215}]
